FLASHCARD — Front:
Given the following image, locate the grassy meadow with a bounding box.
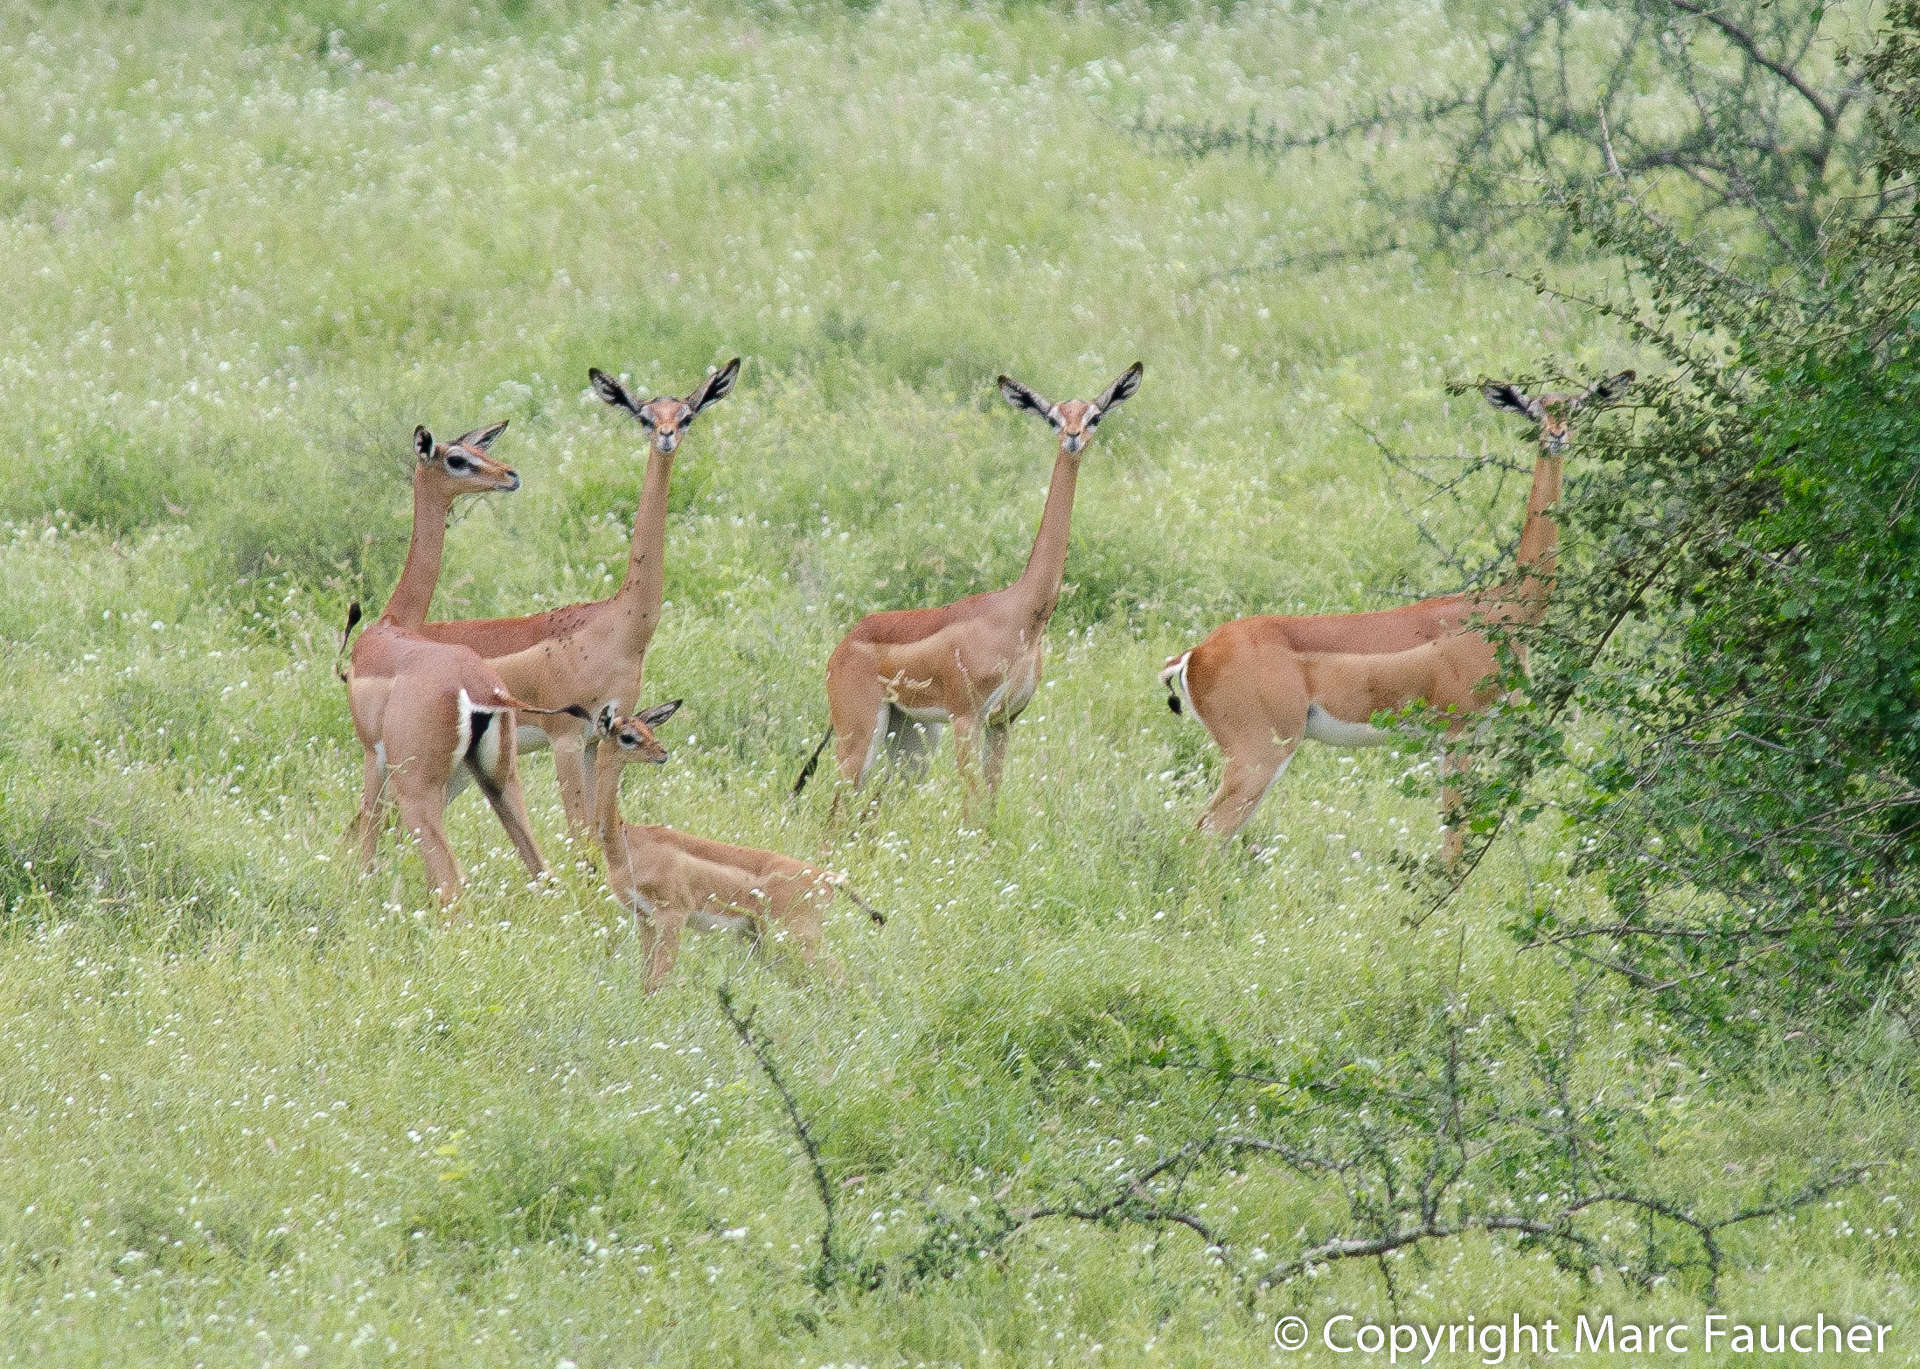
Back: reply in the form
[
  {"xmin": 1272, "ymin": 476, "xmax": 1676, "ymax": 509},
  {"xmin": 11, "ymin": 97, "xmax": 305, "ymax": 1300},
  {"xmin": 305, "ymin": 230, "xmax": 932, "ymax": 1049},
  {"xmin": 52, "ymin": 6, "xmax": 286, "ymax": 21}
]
[{"xmin": 0, "ymin": 1, "xmax": 1913, "ymax": 1364}]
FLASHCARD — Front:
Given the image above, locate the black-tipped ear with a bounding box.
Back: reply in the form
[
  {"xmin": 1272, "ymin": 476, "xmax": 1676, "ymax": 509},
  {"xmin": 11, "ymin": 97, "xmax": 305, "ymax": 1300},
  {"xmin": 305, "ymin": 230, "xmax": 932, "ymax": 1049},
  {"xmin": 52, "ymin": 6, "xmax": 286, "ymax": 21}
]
[
  {"xmin": 1096, "ymin": 361, "xmax": 1143, "ymax": 414},
  {"xmin": 1576, "ymin": 369, "xmax": 1636, "ymax": 409},
  {"xmin": 454, "ymin": 419, "xmax": 509, "ymax": 451},
  {"xmin": 414, "ymin": 425, "xmax": 435, "ymax": 462},
  {"xmin": 595, "ymin": 702, "xmax": 619, "ymax": 736},
  {"xmin": 589, "ymin": 367, "xmax": 641, "ymax": 415},
  {"xmin": 686, "ymin": 357, "xmax": 741, "ymax": 417},
  {"xmin": 638, "ymin": 698, "xmax": 683, "ymax": 730},
  {"xmin": 1482, "ymin": 383, "xmax": 1540, "ymax": 420},
  {"xmin": 999, "ymin": 375, "xmax": 1056, "ymax": 426}
]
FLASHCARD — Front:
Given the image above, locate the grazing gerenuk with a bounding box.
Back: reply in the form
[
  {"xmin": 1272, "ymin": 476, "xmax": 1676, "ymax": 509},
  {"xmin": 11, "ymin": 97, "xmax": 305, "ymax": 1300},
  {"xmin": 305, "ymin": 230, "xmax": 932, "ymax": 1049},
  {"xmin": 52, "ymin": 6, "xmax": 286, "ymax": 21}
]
[
  {"xmin": 793, "ymin": 363, "xmax": 1144, "ymax": 817},
  {"xmin": 344, "ymin": 423, "xmax": 589, "ymax": 901},
  {"xmin": 595, "ymin": 705, "xmax": 885, "ymax": 993},
  {"xmin": 410, "ymin": 359, "xmax": 741, "ymax": 832},
  {"xmin": 1163, "ymin": 371, "xmax": 1634, "ymax": 855}
]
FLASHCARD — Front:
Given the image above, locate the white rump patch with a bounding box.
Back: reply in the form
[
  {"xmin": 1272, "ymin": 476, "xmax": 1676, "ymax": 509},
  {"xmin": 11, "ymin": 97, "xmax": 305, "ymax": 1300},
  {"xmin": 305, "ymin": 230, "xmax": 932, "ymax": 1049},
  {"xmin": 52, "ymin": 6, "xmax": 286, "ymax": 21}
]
[
  {"xmin": 1160, "ymin": 651, "xmax": 1194, "ymax": 719},
  {"xmin": 471, "ymin": 704, "xmax": 505, "ymax": 778},
  {"xmin": 1303, "ymin": 703, "xmax": 1392, "ymax": 747},
  {"xmin": 453, "ymin": 689, "xmax": 475, "ymax": 761}
]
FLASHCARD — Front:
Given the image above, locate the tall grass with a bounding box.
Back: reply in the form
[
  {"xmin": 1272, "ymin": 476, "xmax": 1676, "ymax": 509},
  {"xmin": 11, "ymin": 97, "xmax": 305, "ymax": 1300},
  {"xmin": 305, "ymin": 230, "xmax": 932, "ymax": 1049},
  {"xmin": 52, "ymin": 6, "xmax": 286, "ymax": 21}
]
[{"xmin": 0, "ymin": 2, "xmax": 1911, "ymax": 1364}]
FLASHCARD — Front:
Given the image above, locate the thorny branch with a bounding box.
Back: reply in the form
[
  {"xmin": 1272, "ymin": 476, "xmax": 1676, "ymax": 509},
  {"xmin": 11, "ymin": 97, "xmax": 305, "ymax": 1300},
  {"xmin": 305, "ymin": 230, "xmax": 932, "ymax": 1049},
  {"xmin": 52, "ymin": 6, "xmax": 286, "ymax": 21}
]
[
  {"xmin": 727, "ymin": 998, "xmax": 1871, "ymax": 1307},
  {"xmin": 717, "ymin": 986, "xmax": 847, "ymax": 1292},
  {"xmin": 1135, "ymin": 0, "xmax": 1877, "ymax": 283}
]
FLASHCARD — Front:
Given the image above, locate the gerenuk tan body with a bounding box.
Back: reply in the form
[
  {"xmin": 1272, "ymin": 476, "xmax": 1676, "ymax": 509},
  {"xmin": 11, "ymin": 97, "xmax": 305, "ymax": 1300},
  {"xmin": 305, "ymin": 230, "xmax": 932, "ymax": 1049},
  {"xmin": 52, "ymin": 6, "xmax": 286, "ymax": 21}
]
[
  {"xmin": 345, "ymin": 423, "xmax": 581, "ymax": 901},
  {"xmin": 794, "ymin": 363, "xmax": 1143, "ymax": 816},
  {"xmin": 1164, "ymin": 371, "xmax": 1633, "ymax": 851},
  {"xmin": 411, "ymin": 360, "xmax": 740, "ymax": 832},
  {"xmin": 592, "ymin": 706, "xmax": 884, "ymax": 993}
]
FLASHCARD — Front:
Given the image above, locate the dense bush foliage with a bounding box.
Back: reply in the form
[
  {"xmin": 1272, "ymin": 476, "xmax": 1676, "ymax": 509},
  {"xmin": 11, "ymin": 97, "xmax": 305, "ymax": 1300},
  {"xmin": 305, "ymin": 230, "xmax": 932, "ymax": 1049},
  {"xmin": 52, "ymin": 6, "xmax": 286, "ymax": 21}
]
[{"xmin": 1464, "ymin": 1, "xmax": 1920, "ymax": 1053}]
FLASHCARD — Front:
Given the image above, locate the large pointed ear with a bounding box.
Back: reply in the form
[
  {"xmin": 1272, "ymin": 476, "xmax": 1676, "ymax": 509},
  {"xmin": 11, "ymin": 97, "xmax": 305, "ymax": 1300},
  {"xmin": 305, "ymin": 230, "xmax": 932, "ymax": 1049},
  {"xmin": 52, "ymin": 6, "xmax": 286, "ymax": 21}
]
[
  {"xmin": 1482, "ymin": 382, "xmax": 1541, "ymax": 420},
  {"xmin": 453, "ymin": 419, "xmax": 508, "ymax": 451},
  {"xmin": 1094, "ymin": 361, "xmax": 1143, "ymax": 415},
  {"xmin": 413, "ymin": 425, "xmax": 435, "ymax": 462},
  {"xmin": 595, "ymin": 702, "xmax": 619, "ymax": 737},
  {"xmin": 1574, "ymin": 369, "xmax": 1636, "ymax": 410},
  {"xmin": 998, "ymin": 375, "xmax": 1059, "ymax": 427},
  {"xmin": 685, "ymin": 357, "xmax": 741, "ymax": 417},
  {"xmin": 589, "ymin": 367, "xmax": 642, "ymax": 415},
  {"xmin": 638, "ymin": 699, "xmax": 683, "ymax": 730}
]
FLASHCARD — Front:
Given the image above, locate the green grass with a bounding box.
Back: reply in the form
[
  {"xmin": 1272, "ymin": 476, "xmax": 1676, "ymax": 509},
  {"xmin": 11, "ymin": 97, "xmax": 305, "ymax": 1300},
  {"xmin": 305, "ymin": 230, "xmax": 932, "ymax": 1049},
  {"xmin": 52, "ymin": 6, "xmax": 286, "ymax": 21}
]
[{"xmin": 0, "ymin": 1, "xmax": 1914, "ymax": 1364}]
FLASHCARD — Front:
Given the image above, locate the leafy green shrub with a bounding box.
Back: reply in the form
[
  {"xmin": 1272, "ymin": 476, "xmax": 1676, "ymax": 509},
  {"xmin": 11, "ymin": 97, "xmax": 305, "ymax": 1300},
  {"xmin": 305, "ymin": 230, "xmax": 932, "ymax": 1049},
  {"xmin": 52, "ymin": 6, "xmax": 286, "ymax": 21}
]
[
  {"xmin": 1460, "ymin": 0, "xmax": 1920, "ymax": 1058},
  {"xmin": 402, "ymin": 1120, "xmax": 686, "ymax": 1269},
  {"xmin": 1, "ymin": 419, "xmax": 209, "ymax": 537}
]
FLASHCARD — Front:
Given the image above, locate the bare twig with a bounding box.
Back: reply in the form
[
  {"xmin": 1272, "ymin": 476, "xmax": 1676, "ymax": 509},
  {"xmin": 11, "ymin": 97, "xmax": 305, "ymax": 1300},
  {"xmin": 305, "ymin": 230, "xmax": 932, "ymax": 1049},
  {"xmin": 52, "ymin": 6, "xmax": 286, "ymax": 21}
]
[{"xmin": 717, "ymin": 987, "xmax": 844, "ymax": 1291}]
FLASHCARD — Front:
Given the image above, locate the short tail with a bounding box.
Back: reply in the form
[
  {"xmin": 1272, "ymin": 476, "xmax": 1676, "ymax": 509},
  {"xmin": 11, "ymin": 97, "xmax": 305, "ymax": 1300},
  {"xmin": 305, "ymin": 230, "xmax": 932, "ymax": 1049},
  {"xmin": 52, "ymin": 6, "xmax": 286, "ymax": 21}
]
[
  {"xmin": 335, "ymin": 601, "xmax": 363, "ymax": 682},
  {"xmin": 498, "ymin": 694, "xmax": 593, "ymax": 721},
  {"xmin": 827, "ymin": 874, "xmax": 886, "ymax": 926},
  {"xmin": 791, "ymin": 724, "xmax": 834, "ymax": 796},
  {"xmin": 1160, "ymin": 650, "xmax": 1195, "ymax": 717}
]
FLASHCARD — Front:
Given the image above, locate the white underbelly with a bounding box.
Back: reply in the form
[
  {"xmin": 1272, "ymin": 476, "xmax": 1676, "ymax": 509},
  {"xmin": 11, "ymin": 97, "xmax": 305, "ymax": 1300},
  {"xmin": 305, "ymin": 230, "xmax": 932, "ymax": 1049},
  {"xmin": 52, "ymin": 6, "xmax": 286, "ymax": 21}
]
[
  {"xmin": 1303, "ymin": 702, "xmax": 1393, "ymax": 747},
  {"xmin": 893, "ymin": 704, "xmax": 950, "ymax": 724},
  {"xmin": 515, "ymin": 721, "xmax": 551, "ymax": 754},
  {"xmin": 626, "ymin": 887, "xmax": 752, "ymax": 936},
  {"xmin": 692, "ymin": 908, "xmax": 752, "ymax": 934}
]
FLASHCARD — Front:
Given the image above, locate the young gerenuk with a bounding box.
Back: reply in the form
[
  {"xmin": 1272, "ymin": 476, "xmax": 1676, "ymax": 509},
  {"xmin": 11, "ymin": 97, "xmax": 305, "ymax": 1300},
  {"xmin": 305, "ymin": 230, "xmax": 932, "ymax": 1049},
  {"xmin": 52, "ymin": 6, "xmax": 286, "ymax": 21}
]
[{"xmin": 595, "ymin": 704, "xmax": 885, "ymax": 992}]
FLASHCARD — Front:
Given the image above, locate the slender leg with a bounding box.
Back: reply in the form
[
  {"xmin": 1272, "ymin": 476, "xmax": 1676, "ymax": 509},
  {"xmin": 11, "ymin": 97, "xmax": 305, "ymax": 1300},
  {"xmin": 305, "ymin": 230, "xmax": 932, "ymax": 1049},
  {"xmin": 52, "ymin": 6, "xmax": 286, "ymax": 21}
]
[
  {"xmin": 479, "ymin": 768, "xmax": 548, "ymax": 878},
  {"xmin": 950, "ymin": 712, "xmax": 985, "ymax": 823},
  {"xmin": 550, "ymin": 730, "xmax": 593, "ymax": 834},
  {"xmin": 628, "ymin": 896, "xmax": 656, "ymax": 966},
  {"xmin": 1439, "ymin": 743, "xmax": 1469, "ymax": 868},
  {"xmin": 1197, "ymin": 745, "xmax": 1298, "ymax": 840},
  {"xmin": 467, "ymin": 716, "xmax": 547, "ymax": 877},
  {"xmin": 982, "ymin": 720, "xmax": 1012, "ymax": 794},
  {"xmin": 354, "ymin": 750, "xmax": 390, "ymax": 873},
  {"xmin": 395, "ymin": 782, "xmax": 462, "ymax": 904},
  {"xmin": 642, "ymin": 908, "xmax": 689, "ymax": 993}
]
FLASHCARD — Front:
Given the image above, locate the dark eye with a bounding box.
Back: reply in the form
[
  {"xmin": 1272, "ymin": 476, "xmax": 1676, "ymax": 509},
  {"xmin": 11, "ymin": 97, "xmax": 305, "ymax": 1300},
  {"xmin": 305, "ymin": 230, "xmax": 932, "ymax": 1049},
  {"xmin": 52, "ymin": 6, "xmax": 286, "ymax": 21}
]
[
  {"xmin": 446, "ymin": 454, "xmax": 472, "ymax": 473},
  {"xmin": 1086, "ymin": 410, "xmax": 1103, "ymax": 427}
]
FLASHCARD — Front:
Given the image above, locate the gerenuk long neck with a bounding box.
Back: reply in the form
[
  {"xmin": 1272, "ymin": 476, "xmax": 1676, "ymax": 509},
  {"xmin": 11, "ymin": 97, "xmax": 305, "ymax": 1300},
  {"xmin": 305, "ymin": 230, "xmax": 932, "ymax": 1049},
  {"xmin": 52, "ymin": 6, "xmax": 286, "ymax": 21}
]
[
  {"xmin": 1010, "ymin": 448, "xmax": 1082, "ymax": 624},
  {"xmin": 612, "ymin": 448, "xmax": 675, "ymax": 637},
  {"xmin": 1504, "ymin": 445, "xmax": 1564, "ymax": 624},
  {"xmin": 381, "ymin": 472, "xmax": 457, "ymax": 630}
]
